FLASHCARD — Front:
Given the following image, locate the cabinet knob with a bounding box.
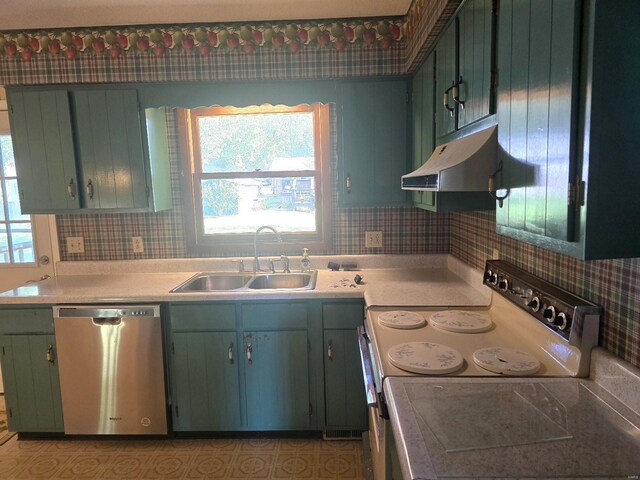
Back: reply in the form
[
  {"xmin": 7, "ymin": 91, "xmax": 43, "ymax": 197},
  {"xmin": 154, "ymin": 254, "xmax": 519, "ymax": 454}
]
[
  {"xmin": 228, "ymin": 343, "xmax": 234, "ymax": 364},
  {"xmin": 444, "ymin": 83, "xmax": 456, "ymax": 116},
  {"xmin": 327, "ymin": 340, "xmax": 333, "ymax": 360},
  {"xmin": 67, "ymin": 179, "xmax": 76, "ymax": 199},
  {"xmin": 86, "ymin": 179, "xmax": 94, "ymax": 200},
  {"xmin": 246, "ymin": 343, "xmax": 252, "ymax": 364},
  {"xmin": 453, "ymin": 77, "xmax": 466, "ymax": 110},
  {"xmin": 46, "ymin": 344, "xmax": 55, "ymax": 364}
]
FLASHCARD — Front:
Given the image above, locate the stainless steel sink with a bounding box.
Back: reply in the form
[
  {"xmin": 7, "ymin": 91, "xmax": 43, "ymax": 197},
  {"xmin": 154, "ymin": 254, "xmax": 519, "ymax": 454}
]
[
  {"xmin": 171, "ymin": 273, "xmax": 253, "ymax": 292},
  {"xmin": 171, "ymin": 271, "xmax": 317, "ymax": 292},
  {"xmin": 247, "ymin": 272, "xmax": 317, "ymax": 290}
]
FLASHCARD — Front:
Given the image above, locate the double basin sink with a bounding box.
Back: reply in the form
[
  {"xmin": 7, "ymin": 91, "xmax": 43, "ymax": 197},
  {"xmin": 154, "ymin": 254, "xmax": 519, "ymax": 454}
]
[{"xmin": 171, "ymin": 271, "xmax": 317, "ymax": 292}]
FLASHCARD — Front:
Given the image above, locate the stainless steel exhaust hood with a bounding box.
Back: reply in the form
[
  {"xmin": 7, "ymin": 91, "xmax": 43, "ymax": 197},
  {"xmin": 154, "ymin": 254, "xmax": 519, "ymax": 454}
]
[{"xmin": 402, "ymin": 125, "xmax": 497, "ymax": 191}]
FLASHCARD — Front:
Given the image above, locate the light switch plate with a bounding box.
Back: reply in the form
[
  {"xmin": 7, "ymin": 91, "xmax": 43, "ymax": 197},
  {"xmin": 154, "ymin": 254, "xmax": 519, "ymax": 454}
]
[
  {"xmin": 365, "ymin": 231, "xmax": 383, "ymax": 248},
  {"xmin": 67, "ymin": 237, "xmax": 84, "ymax": 254},
  {"xmin": 132, "ymin": 236, "xmax": 144, "ymax": 253}
]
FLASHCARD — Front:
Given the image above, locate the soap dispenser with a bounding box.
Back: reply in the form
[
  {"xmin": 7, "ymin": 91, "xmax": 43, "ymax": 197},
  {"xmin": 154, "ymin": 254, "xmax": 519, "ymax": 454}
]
[{"xmin": 301, "ymin": 248, "xmax": 312, "ymax": 272}]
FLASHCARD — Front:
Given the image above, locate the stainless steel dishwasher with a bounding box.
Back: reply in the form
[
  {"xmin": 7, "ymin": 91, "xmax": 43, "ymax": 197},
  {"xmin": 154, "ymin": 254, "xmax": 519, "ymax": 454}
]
[{"xmin": 53, "ymin": 305, "xmax": 167, "ymax": 435}]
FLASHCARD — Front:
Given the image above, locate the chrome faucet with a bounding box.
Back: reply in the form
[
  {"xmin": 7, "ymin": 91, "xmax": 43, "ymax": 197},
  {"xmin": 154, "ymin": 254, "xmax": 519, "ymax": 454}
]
[{"xmin": 254, "ymin": 225, "xmax": 282, "ymax": 273}]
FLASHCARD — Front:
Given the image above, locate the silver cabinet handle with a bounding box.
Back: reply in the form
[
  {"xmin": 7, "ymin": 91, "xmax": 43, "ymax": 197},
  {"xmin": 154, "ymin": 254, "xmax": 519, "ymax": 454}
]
[
  {"xmin": 444, "ymin": 83, "xmax": 456, "ymax": 116},
  {"xmin": 246, "ymin": 343, "xmax": 252, "ymax": 364},
  {"xmin": 346, "ymin": 175, "xmax": 351, "ymax": 193},
  {"xmin": 327, "ymin": 340, "xmax": 333, "ymax": 360},
  {"xmin": 86, "ymin": 179, "xmax": 94, "ymax": 199},
  {"xmin": 67, "ymin": 178, "xmax": 76, "ymax": 199},
  {"xmin": 228, "ymin": 343, "xmax": 234, "ymax": 364},
  {"xmin": 46, "ymin": 344, "xmax": 55, "ymax": 364},
  {"xmin": 453, "ymin": 76, "xmax": 466, "ymax": 110}
]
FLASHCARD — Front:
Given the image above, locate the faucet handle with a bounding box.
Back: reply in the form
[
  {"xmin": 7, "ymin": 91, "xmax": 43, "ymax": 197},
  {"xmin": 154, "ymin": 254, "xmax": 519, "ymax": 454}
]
[
  {"xmin": 231, "ymin": 259, "xmax": 245, "ymax": 272},
  {"xmin": 280, "ymin": 255, "xmax": 290, "ymax": 273},
  {"xmin": 268, "ymin": 258, "xmax": 276, "ymax": 273}
]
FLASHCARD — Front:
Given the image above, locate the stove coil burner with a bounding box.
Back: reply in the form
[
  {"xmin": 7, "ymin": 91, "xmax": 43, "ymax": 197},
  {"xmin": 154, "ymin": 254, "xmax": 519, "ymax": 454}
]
[
  {"xmin": 378, "ymin": 311, "xmax": 427, "ymax": 329},
  {"xmin": 429, "ymin": 310, "xmax": 493, "ymax": 333},
  {"xmin": 388, "ymin": 342, "xmax": 464, "ymax": 375},
  {"xmin": 473, "ymin": 347, "xmax": 541, "ymax": 375}
]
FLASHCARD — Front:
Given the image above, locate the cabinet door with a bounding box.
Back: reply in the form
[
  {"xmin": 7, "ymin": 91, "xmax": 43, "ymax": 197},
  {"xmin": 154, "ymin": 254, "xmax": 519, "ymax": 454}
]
[
  {"xmin": 0, "ymin": 334, "xmax": 64, "ymax": 432},
  {"xmin": 324, "ymin": 329, "xmax": 367, "ymax": 429},
  {"xmin": 458, "ymin": 0, "xmax": 494, "ymax": 128},
  {"xmin": 339, "ymin": 80, "xmax": 409, "ymax": 207},
  {"xmin": 7, "ymin": 90, "xmax": 80, "ymax": 213},
  {"xmin": 73, "ymin": 90, "xmax": 149, "ymax": 210},
  {"xmin": 243, "ymin": 330, "xmax": 310, "ymax": 429},
  {"xmin": 435, "ymin": 21, "xmax": 457, "ymax": 139},
  {"xmin": 496, "ymin": 0, "xmax": 579, "ymax": 242},
  {"xmin": 171, "ymin": 331, "xmax": 241, "ymax": 430}
]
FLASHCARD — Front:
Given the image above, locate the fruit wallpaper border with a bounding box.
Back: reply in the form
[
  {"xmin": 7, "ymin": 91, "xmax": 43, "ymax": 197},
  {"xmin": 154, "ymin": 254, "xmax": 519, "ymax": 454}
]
[{"xmin": 0, "ymin": 19, "xmax": 406, "ymax": 61}]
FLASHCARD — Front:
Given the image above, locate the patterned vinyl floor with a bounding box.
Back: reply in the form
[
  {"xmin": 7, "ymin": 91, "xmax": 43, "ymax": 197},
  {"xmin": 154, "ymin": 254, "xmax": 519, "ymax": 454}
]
[{"xmin": 0, "ymin": 436, "xmax": 365, "ymax": 479}]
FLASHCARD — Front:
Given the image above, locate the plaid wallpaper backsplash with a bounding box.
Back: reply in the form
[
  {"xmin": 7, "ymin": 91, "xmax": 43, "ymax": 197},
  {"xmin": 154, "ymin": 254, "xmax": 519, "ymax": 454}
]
[
  {"xmin": 450, "ymin": 211, "xmax": 640, "ymax": 369},
  {"xmin": 57, "ymin": 109, "xmax": 450, "ymax": 260}
]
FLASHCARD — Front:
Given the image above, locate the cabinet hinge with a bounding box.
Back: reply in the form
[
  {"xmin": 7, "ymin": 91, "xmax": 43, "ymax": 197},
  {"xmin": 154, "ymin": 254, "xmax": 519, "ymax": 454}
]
[
  {"xmin": 171, "ymin": 341, "xmax": 174, "ymax": 354},
  {"xmin": 491, "ymin": 70, "xmax": 498, "ymax": 90},
  {"xmin": 10, "ymin": 104, "xmax": 14, "ymax": 114},
  {"xmin": 145, "ymin": 185, "xmax": 150, "ymax": 198},
  {"xmin": 406, "ymin": 92, "xmax": 410, "ymax": 103},
  {"xmin": 568, "ymin": 179, "xmax": 586, "ymax": 207},
  {"xmin": 8, "ymin": 407, "xmax": 12, "ymax": 418},
  {"xmin": 309, "ymin": 403, "xmax": 313, "ymax": 416},
  {"xmin": 175, "ymin": 405, "xmax": 179, "ymax": 418},
  {"xmin": 1, "ymin": 345, "xmax": 4, "ymax": 355}
]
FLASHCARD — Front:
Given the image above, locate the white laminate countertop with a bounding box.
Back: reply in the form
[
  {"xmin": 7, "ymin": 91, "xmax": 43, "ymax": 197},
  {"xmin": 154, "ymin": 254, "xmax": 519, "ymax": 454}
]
[
  {"xmin": 384, "ymin": 348, "xmax": 640, "ymax": 479},
  {"xmin": 0, "ymin": 255, "xmax": 491, "ymax": 306}
]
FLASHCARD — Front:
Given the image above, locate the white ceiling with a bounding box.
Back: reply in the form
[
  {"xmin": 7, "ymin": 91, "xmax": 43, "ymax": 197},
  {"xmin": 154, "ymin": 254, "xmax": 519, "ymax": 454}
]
[{"xmin": 0, "ymin": 0, "xmax": 412, "ymax": 31}]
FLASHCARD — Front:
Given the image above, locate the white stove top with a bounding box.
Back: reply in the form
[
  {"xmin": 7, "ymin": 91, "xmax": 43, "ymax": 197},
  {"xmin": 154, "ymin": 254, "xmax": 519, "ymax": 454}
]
[{"xmin": 366, "ymin": 293, "xmax": 583, "ymax": 380}]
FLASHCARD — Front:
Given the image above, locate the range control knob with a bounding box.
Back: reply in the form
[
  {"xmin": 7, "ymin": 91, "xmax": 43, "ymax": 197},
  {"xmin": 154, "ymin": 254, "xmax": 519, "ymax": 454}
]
[
  {"xmin": 489, "ymin": 273, "xmax": 499, "ymax": 285},
  {"xmin": 527, "ymin": 297, "xmax": 541, "ymax": 312},
  {"xmin": 483, "ymin": 270, "xmax": 493, "ymax": 283},
  {"xmin": 555, "ymin": 312, "xmax": 569, "ymax": 331},
  {"xmin": 498, "ymin": 278, "xmax": 509, "ymax": 291},
  {"xmin": 543, "ymin": 306, "xmax": 557, "ymax": 322}
]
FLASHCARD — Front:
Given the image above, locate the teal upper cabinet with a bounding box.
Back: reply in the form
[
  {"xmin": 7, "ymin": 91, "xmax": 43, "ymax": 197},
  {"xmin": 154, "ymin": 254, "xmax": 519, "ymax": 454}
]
[
  {"xmin": 6, "ymin": 86, "xmax": 171, "ymax": 214},
  {"xmin": 495, "ymin": 0, "xmax": 640, "ymax": 259},
  {"xmin": 412, "ymin": 51, "xmax": 494, "ymax": 213},
  {"xmin": 435, "ymin": 22, "xmax": 458, "ymax": 139},
  {"xmin": 338, "ymin": 79, "xmax": 409, "ymax": 207},
  {"xmin": 7, "ymin": 91, "xmax": 79, "ymax": 212},
  {"xmin": 435, "ymin": 0, "xmax": 495, "ymax": 140}
]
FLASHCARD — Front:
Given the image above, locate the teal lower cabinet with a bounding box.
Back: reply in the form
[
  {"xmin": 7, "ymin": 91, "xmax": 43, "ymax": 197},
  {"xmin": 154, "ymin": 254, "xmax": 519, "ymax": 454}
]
[
  {"xmin": 0, "ymin": 307, "xmax": 64, "ymax": 433},
  {"xmin": 322, "ymin": 302, "xmax": 368, "ymax": 432},
  {"xmin": 171, "ymin": 331, "xmax": 241, "ymax": 430},
  {"xmin": 242, "ymin": 302, "xmax": 312, "ymax": 430},
  {"xmin": 243, "ymin": 330, "xmax": 310, "ymax": 429},
  {"xmin": 168, "ymin": 303, "xmax": 241, "ymax": 431}
]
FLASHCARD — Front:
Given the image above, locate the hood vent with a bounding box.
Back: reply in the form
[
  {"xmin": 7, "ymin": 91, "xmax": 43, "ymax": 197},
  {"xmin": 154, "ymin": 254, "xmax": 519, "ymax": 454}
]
[{"xmin": 402, "ymin": 125, "xmax": 497, "ymax": 191}]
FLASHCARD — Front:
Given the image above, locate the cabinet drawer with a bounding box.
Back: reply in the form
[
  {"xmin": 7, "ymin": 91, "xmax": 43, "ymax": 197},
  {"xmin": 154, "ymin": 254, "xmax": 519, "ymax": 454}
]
[
  {"xmin": 242, "ymin": 303, "xmax": 308, "ymax": 330},
  {"xmin": 170, "ymin": 304, "xmax": 236, "ymax": 331},
  {"xmin": 323, "ymin": 303, "xmax": 364, "ymax": 329},
  {"xmin": 0, "ymin": 308, "xmax": 54, "ymax": 334}
]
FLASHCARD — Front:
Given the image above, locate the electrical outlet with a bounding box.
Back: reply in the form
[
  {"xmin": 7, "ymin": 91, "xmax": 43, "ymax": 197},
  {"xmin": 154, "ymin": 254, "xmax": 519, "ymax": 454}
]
[
  {"xmin": 132, "ymin": 236, "xmax": 144, "ymax": 253},
  {"xmin": 365, "ymin": 231, "xmax": 383, "ymax": 248},
  {"xmin": 492, "ymin": 248, "xmax": 500, "ymax": 259},
  {"xmin": 66, "ymin": 237, "xmax": 85, "ymax": 254}
]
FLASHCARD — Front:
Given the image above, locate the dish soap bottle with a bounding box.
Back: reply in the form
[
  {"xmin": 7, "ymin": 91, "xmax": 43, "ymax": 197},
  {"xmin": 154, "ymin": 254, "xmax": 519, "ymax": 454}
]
[{"xmin": 301, "ymin": 248, "xmax": 312, "ymax": 272}]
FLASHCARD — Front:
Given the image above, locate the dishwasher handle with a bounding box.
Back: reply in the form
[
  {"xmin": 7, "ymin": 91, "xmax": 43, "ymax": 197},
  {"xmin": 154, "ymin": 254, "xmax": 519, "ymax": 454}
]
[{"xmin": 92, "ymin": 317, "xmax": 122, "ymax": 326}]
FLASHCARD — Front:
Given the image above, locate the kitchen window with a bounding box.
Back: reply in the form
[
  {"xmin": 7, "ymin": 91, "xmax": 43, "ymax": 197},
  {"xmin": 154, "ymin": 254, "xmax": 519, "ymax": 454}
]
[
  {"xmin": 0, "ymin": 134, "xmax": 34, "ymax": 264},
  {"xmin": 179, "ymin": 104, "xmax": 332, "ymax": 254}
]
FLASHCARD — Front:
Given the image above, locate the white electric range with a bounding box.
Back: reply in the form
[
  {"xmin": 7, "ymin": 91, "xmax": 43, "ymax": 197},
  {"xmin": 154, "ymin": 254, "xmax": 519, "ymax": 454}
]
[{"xmin": 359, "ymin": 260, "xmax": 602, "ymax": 480}]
